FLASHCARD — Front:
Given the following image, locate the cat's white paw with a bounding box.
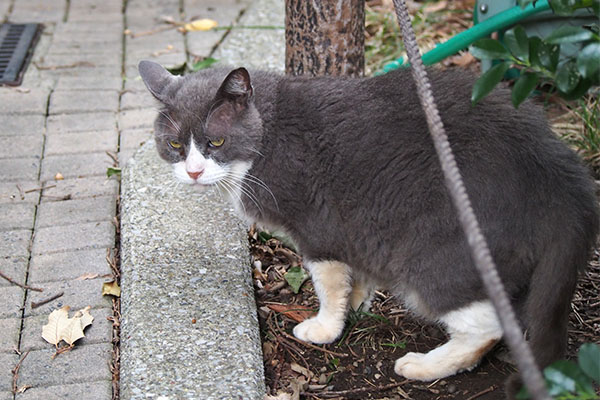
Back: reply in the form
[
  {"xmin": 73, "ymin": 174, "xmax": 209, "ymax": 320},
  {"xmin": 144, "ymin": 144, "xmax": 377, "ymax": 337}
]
[
  {"xmin": 293, "ymin": 317, "xmax": 342, "ymax": 344},
  {"xmin": 394, "ymin": 352, "xmax": 449, "ymax": 381}
]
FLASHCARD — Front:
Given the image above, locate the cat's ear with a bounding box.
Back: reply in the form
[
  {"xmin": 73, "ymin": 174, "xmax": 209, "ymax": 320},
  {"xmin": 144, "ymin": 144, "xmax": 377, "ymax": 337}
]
[
  {"xmin": 138, "ymin": 60, "xmax": 180, "ymax": 103},
  {"xmin": 215, "ymin": 68, "xmax": 253, "ymax": 106}
]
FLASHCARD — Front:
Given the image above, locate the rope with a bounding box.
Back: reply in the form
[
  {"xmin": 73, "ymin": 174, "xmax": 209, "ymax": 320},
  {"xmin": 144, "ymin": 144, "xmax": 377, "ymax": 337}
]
[{"xmin": 390, "ymin": 1, "xmax": 551, "ymax": 399}]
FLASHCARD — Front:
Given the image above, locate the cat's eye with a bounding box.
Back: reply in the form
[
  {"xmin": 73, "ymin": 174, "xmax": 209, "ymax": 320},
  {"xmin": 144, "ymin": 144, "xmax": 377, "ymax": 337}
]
[
  {"xmin": 169, "ymin": 140, "xmax": 182, "ymax": 149},
  {"xmin": 208, "ymin": 138, "xmax": 225, "ymax": 148}
]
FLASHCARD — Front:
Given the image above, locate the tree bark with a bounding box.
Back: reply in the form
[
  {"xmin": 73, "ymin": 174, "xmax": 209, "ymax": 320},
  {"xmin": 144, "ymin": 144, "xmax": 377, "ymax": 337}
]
[{"xmin": 285, "ymin": 0, "xmax": 365, "ymax": 77}]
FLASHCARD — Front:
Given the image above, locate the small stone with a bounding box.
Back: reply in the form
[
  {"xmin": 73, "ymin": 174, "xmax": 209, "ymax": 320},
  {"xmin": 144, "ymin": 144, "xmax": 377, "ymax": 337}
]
[
  {"xmin": 55, "ymin": 172, "xmax": 64, "ymax": 180},
  {"xmin": 447, "ymin": 384, "xmax": 457, "ymax": 394}
]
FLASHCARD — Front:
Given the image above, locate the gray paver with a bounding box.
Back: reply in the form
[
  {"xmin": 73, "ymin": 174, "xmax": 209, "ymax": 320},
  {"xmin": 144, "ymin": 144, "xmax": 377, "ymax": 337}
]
[
  {"xmin": 0, "ymin": 229, "xmax": 31, "ymax": 258},
  {"xmin": 120, "ymin": 90, "xmax": 155, "ymax": 111},
  {"xmin": 44, "ymin": 130, "xmax": 118, "ymax": 156},
  {"xmin": 24, "ymin": 279, "xmax": 113, "ymax": 318},
  {"xmin": 39, "ymin": 53, "xmax": 122, "ymax": 69},
  {"xmin": 46, "ymin": 112, "xmax": 117, "ymax": 134},
  {"xmin": 0, "ymin": 158, "xmax": 40, "ymax": 182},
  {"xmin": 40, "ymin": 153, "xmax": 114, "ymax": 181},
  {"xmin": 0, "ymin": 88, "xmax": 50, "ymax": 115},
  {"xmin": 117, "ymin": 108, "xmax": 156, "ymax": 130},
  {"xmin": 0, "ymin": 257, "xmax": 28, "ymax": 288},
  {"xmin": 9, "ymin": 0, "xmax": 67, "ymax": 23},
  {"xmin": 0, "ymin": 353, "xmax": 17, "ymax": 392},
  {"xmin": 41, "ymin": 177, "xmax": 119, "ymax": 202},
  {"xmin": 0, "ymin": 115, "xmax": 45, "ymax": 137},
  {"xmin": 0, "ymin": 181, "xmax": 41, "ymax": 204},
  {"xmin": 31, "ymin": 221, "xmax": 115, "ymax": 255},
  {"xmin": 20, "ymin": 307, "xmax": 113, "ymax": 352},
  {"xmin": 16, "ymin": 381, "xmax": 112, "ymax": 400},
  {"xmin": 0, "ymin": 135, "xmax": 44, "ymax": 160},
  {"xmin": 0, "ymin": 391, "xmax": 12, "ymax": 400},
  {"xmin": 49, "ymin": 90, "xmax": 120, "ymax": 115},
  {"xmin": 0, "ymin": 286, "xmax": 25, "ymax": 319},
  {"xmin": 120, "ymin": 128, "xmax": 152, "ymax": 150},
  {"xmin": 0, "ymin": 203, "xmax": 36, "ymax": 231},
  {"xmin": 29, "ymin": 248, "xmax": 112, "ymax": 284},
  {"xmin": 55, "ymin": 75, "xmax": 123, "ymax": 91},
  {"xmin": 0, "ymin": 318, "xmax": 20, "ymax": 353},
  {"xmin": 16, "ymin": 343, "xmax": 112, "ymax": 388},
  {"xmin": 36, "ymin": 197, "xmax": 116, "ymax": 228}
]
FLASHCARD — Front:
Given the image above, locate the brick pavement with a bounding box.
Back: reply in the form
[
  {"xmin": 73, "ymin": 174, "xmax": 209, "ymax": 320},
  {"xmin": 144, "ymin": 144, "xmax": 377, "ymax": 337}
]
[{"xmin": 0, "ymin": 0, "xmax": 251, "ymax": 398}]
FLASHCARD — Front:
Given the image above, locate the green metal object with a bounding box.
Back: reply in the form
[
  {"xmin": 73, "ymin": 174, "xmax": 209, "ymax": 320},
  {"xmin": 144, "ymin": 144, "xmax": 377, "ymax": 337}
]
[{"xmin": 378, "ymin": 0, "xmax": 551, "ymax": 74}]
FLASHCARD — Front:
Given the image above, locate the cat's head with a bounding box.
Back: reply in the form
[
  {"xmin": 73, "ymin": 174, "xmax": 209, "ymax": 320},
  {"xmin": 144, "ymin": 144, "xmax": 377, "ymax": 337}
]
[{"xmin": 138, "ymin": 60, "xmax": 263, "ymax": 188}]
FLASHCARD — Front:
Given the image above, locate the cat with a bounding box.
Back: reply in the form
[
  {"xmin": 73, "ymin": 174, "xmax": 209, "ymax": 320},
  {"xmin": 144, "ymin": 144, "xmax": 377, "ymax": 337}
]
[{"xmin": 138, "ymin": 60, "xmax": 599, "ymax": 397}]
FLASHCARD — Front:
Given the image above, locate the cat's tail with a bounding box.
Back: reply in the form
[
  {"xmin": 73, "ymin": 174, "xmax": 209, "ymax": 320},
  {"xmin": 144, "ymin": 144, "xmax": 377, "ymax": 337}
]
[{"xmin": 505, "ymin": 210, "xmax": 599, "ymax": 398}]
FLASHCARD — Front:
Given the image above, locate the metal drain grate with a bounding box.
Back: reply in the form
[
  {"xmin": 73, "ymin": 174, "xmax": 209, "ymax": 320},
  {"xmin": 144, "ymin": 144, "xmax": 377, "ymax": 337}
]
[{"xmin": 0, "ymin": 23, "xmax": 42, "ymax": 86}]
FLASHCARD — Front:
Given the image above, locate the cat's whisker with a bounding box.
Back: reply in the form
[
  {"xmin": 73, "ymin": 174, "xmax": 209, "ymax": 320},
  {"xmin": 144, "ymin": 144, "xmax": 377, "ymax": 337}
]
[
  {"xmin": 158, "ymin": 110, "xmax": 182, "ymax": 135},
  {"xmin": 217, "ymin": 179, "xmax": 247, "ymax": 215},
  {"xmin": 227, "ymin": 170, "xmax": 279, "ymax": 211},
  {"xmin": 222, "ymin": 176, "xmax": 264, "ymax": 215}
]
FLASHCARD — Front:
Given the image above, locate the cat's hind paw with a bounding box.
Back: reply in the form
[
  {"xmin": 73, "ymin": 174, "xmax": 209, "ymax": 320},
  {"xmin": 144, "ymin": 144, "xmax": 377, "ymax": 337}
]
[
  {"xmin": 394, "ymin": 352, "xmax": 453, "ymax": 381},
  {"xmin": 293, "ymin": 317, "xmax": 343, "ymax": 344}
]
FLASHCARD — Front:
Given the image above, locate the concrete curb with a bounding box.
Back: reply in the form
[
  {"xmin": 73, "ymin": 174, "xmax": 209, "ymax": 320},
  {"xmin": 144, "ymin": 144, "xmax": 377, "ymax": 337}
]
[{"xmin": 120, "ymin": 0, "xmax": 285, "ymax": 398}]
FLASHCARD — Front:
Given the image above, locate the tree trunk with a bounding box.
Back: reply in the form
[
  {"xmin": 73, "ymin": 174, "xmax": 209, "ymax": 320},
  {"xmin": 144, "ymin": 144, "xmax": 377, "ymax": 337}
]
[{"xmin": 285, "ymin": 0, "xmax": 365, "ymax": 77}]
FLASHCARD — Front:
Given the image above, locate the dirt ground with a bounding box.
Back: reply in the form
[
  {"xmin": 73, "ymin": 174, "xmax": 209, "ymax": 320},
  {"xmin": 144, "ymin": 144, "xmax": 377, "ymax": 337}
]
[{"xmin": 251, "ymin": 226, "xmax": 600, "ymax": 400}]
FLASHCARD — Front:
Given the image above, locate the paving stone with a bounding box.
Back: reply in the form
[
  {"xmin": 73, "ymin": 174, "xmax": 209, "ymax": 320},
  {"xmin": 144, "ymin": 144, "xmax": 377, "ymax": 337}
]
[
  {"xmin": 0, "ymin": 286, "xmax": 25, "ymax": 319},
  {"xmin": 54, "ymin": 20, "xmax": 123, "ymax": 35},
  {"xmin": 0, "ymin": 203, "xmax": 36, "ymax": 231},
  {"xmin": 20, "ymin": 307, "xmax": 113, "ymax": 351},
  {"xmin": 0, "ymin": 115, "xmax": 45, "ymax": 137},
  {"xmin": 0, "ymin": 229, "xmax": 31, "ymax": 258},
  {"xmin": 0, "ymin": 1, "xmax": 10, "ymax": 19},
  {"xmin": 49, "ymin": 90, "xmax": 120, "ymax": 115},
  {"xmin": 120, "ymin": 128, "xmax": 152, "ymax": 150},
  {"xmin": 0, "ymin": 158, "xmax": 40, "ymax": 182},
  {"xmin": 118, "ymin": 108, "xmax": 156, "ymax": 130},
  {"xmin": 41, "ymin": 177, "xmax": 119, "ymax": 202},
  {"xmin": 0, "ymin": 353, "xmax": 18, "ymax": 392},
  {"xmin": 0, "ymin": 391, "xmax": 12, "ymax": 400},
  {"xmin": 36, "ymin": 197, "xmax": 116, "ymax": 228},
  {"xmin": 120, "ymin": 89, "xmax": 155, "ymax": 110},
  {"xmin": 38, "ymin": 65, "xmax": 122, "ymax": 79},
  {"xmin": 24, "ymin": 278, "xmax": 113, "ymax": 317},
  {"xmin": 119, "ymin": 149, "xmax": 138, "ymax": 167},
  {"xmin": 0, "ymin": 257, "xmax": 28, "ymax": 288},
  {"xmin": 0, "ymin": 181, "xmax": 41, "ymax": 204},
  {"xmin": 16, "ymin": 343, "xmax": 112, "ymax": 388},
  {"xmin": 31, "ymin": 221, "xmax": 115, "ymax": 255},
  {"xmin": 55, "ymin": 75, "xmax": 123, "ymax": 91},
  {"xmin": 0, "ymin": 88, "xmax": 50, "ymax": 115},
  {"xmin": 68, "ymin": 10, "xmax": 122, "ymax": 23},
  {"xmin": 0, "ymin": 134, "xmax": 44, "ymax": 159},
  {"xmin": 123, "ymin": 65, "xmax": 148, "ymax": 92},
  {"xmin": 46, "ymin": 112, "xmax": 117, "ymax": 134},
  {"xmin": 29, "ymin": 248, "xmax": 112, "ymax": 284},
  {"xmin": 39, "ymin": 52, "xmax": 122, "ymax": 69},
  {"xmin": 0, "ymin": 318, "xmax": 20, "ymax": 353},
  {"xmin": 44, "ymin": 130, "xmax": 118, "ymax": 156},
  {"xmin": 40, "ymin": 153, "xmax": 114, "ymax": 181},
  {"xmin": 15, "ymin": 381, "xmax": 112, "ymax": 400},
  {"xmin": 9, "ymin": 0, "xmax": 67, "ymax": 23}
]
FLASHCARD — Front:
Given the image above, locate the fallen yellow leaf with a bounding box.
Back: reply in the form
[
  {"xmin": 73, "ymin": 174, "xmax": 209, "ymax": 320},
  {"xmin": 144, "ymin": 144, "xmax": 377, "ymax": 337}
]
[
  {"xmin": 102, "ymin": 280, "xmax": 121, "ymax": 297},
  {"xmin": 41, "ymin": 306, "xmax": 70, "ymax": 345},
  {"xmin": 54, "ymin": 172, "xmax": 64, "ymax": 181},
  {"xmin": 41, "ymin": 305, "xmax": 94, "ymax": 347},
  {"xmin": 184, "ymin": 18, "xmax": 218, "ymax": 32}
]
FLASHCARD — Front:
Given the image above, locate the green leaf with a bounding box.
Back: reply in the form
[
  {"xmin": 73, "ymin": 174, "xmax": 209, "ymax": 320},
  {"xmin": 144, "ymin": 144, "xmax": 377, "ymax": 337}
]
[
  {"xmin": 529, "ymin": 37, "xmax": 543, "ymax": 68},
  {"xmin": 257, "ymin": 231, "xmax": 273, "ymax": 243},
  {"xmin": 549, "ymin": 0, "xmax": 594, "ymax": 15},
  {"xmin": 546, "ymin": 25, "xmax": 594, "ymax": 44},
  {"xmin": 577, "ymin": 43, "xmax": 600, "ymax": 79},
  {"xmin": 190, "ymin": 57, "xmax": 218, "ymax": 72},
  {"xmin": 556, "ymin": 60, "xmax": 581, "ymax": 93},
  {"xmin": 471, "ymin": 61, "xmax": 511, "ymax": 105},
  {"xmin": 504, "ymin": 26, "xmax": 529, "ymax": 62},
  {"xmin": 544, "ymin": 361, "xmax": 578, "ymax": 395},
  {"xmin": 106, "ymin": 167, "xmax": 121, "ymax": 178},
  {"xmin": 470, "ymin": 38, "xmax": 512, "ymax": 60},
  {"xmin": 578, "ymin": 343, "xmax": 600, "ymax": 382},
  {"xmin": 559, "ymin": 78, "xmax": 592, "ymax": 100},
  {"xmin": 512, "ymin": 72, "xmax": 539, "ymax": 107},
  {"xmin": 284, "ymin": 266, "xmax": 309, "ymax": 294}
]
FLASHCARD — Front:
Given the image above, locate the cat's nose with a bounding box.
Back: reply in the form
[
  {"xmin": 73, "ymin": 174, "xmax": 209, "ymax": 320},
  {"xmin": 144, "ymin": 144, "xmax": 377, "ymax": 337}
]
[{"xmin": 187, "ymin": 170, "xmax": 204, "ymax": 180}]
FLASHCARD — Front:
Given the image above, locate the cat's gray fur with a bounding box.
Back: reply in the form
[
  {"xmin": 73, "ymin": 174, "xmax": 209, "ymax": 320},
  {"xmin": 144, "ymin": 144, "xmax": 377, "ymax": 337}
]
[{"xmin": 139, "ymin": 60, "xmax": 599, "ymax": 397}]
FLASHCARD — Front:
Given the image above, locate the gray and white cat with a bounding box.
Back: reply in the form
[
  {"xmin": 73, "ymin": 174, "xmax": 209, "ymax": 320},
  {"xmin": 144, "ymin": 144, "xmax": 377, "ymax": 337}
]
[{"xmin": 138, "ymin": 60, "xmax": 599, "ymax": 396}]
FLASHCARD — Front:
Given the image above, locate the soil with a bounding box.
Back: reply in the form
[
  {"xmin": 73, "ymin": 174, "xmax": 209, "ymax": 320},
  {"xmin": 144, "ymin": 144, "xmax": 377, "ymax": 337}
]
[{"xmin": 250, "ymin": 226, "xmax": 600, "ymax": 400}]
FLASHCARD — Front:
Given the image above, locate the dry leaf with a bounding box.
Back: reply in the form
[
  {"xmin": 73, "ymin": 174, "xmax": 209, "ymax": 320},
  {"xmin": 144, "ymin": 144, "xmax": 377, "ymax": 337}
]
[
  {"xmin": 184, "ymin": 18, "xmax": 218, "ymax": 31},
  {"xmin": 42, "ymin": 306, "xmax": 94, "ymax": 347},
  {"xmin": 290, "ymin": 362, "xmax": 314, "ymax": 379},
  {"xmin": 73, "ymin": 306, "xmax": 94, "ymax": 329},
  {"xmin": 75, "ymin": 273, "xmax": 99, "ymax": 281},
  {"xmin": 424, "ymin": 0, "xmax": 447, "ymax": 13},
  {"xmin": 59, "ymin": 316, "xmax": 85, "ymax": 345},
  {"xmin": 54, "ymin": 172, "xmax": 64, "ymax": 181},
  {"xmin": 267, "ymin": 303, "xmax": 316, "ymax": 323},
  {"xmin": 102, "ymin": 280, "xmax": 121, "ymax": 297},
  {"xmin": 41, "ymin": 306, "xmax": 71, "ymax": 345}
]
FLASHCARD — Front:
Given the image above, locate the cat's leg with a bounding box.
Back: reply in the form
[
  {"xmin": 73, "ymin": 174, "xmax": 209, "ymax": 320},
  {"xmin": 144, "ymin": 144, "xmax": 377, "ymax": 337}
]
[
  {"xmin": 293, "ymin": 260, "xmax": 352, "ymax": 344},
  {"xmin": 349, "ymin": 273, "xmax": 376, "ymax": 311},
  {"xmin": 394, "ymin": 300, "xmax": 502, "ymax": 381}
]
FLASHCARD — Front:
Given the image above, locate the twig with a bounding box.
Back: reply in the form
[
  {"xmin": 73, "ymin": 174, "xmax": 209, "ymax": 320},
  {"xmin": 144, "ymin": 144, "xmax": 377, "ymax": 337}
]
[
  {"xmin": 0, "ymin": 272, "xmax": 43, "ymax": 292},
  {"xmin": 15, "ymin": 184, "xmax": 25, "ymax": 200},
  {"xmin": 11, "ymin": 350, "xmax": 30, "ymax": 394},
  {"xmin": 465, "ymin": 385, "xmax": 497, "ymax": 400},
  {"xmin": 303, "ymin": 379, "xmax": 409, "ymax": 398},
  {"xmin": 34, "ymin": 61, "xmax": 94, "ymax": 70},
  {"xmin": 31, "ymin": 291, "xmax": 64, "ymax": 309},
  {"xmin": 24, "ymin": 184, "xmax": 55, "ymax": 193}
]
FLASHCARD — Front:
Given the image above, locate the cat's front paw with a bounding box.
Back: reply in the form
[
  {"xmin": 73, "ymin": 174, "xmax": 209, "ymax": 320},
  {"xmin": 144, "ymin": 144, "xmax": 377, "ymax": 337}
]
[
  {"xmin": 293, "ymin": 317, "xmax": 343, "ymax": 344},
  {"xmin": 394, "ymin": 352, "xmax": 446, "ymax": 381}
]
